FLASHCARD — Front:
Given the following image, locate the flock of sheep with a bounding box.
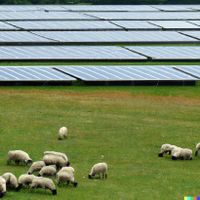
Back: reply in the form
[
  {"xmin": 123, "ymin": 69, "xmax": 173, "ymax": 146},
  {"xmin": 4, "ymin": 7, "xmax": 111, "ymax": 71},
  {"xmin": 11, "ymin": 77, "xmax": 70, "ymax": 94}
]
[
  {"xmin": 158, "ymin": 143, "xmax": 200, "ymax": 160},
  {"xmin": 0, "ymin": 127, "xmax": 108, "ymax": 198}
]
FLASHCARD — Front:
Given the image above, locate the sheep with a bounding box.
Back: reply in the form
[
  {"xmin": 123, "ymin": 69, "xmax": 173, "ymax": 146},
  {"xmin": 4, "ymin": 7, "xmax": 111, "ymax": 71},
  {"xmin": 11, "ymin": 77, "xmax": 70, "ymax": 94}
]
[
  {"xmin": 0, "ymin": 177, "xmax": 6, "ymax": 198},
  {"xmin": 27, "ymin": 161, "xmax": 46, "ymax": 175},
  {"xmin": 195, "ymin": 143, "xmax": 200, "ymax": 156},
  {"xmin": 2, "ymin": 173, "xmax": 18, "ymax": 191},
  {"xmin": 158, "ymin": 144, "xmax": 178, "ymax": 157},
  {"xmin": 18, "ymin": 174, "xmax": 36, "ymax": 189},
  {"xmin": 43, "ymin": 151, "xmax": 69, "ymax": 164},
  {"xmin": 171, "ymin": 148, "xmax": 193, "ymax": 160},
  {"xmin": 38, "ymin": 165, "xmax": 57, "ymax": 177},
  {"xmin": 43, "ymin": 154, "xmax": 69, "ymax": 169},
  {"xmin": 30, "ymin": 177, "xmax": 57, "ymax": 195},
  {"xmin": 88, "ymin": 162, "xmax": 108, "ymax": 179},
  {"xmin": 58, "ymin": 127, "xmax": 68, "ymax": 140},
  {"xmin": 7, "ymin": 150, "xmax": 32, "ymax": 166},
  {"xmin": 57, "ymin": 166, "xmax": 77, "ymax": 187}
]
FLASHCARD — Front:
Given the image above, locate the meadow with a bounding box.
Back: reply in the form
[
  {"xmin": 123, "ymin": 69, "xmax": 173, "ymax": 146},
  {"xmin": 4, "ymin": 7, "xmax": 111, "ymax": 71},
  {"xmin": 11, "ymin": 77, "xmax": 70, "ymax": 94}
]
[{"xmin": 0, "ymin": 85, "xmax": 200, "ymax": 199}]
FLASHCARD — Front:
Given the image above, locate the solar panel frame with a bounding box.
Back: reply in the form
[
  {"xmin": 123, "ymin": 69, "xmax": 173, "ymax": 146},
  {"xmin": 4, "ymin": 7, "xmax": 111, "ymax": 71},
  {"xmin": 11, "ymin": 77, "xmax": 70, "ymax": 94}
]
[
  {"xmin": 126, "ymin": 46, "xmax": 200, "ymax": 60},
  {"xmin": 179, "ymin": 31, "xmax": 200, "ymax": 40},
  {"xmin": 0, "ymin": 46, "xmax": 146, "ymax": 61},
  {"xmin": 54, "ymin": 66, "xmax": 197, "ymax": 81},
  {"xmin": 0, "ymin": 66, "xmax": 76, "ymax": 81}
]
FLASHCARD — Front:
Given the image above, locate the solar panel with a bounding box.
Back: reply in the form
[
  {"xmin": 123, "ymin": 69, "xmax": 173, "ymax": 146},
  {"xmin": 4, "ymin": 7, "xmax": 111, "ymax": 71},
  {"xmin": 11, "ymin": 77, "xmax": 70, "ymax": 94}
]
[
  {"xmin": 86, "ymin": 12, "xmax": 200, "ymax": 20},
  {"xmin": 173, "ymin": 66, "xmax": 200, "ymax": 79},
  {"xmin": 179, "ymin": 31, "xmax": 200, "ymax": 40},
  {"xmin": 0, "ymin": 31, "xmax": 51, "ymax": 43},
  {"xmin": 126, "ymin": 46, "xmax": 200, "ymax": 60},
  {"xmin": 9, "ymin": 20, "xmax": 121, "ymax": 31},
  {"xmin": 111, "ymin": 21, "xmax": 160, "ymax": 30},
  {"xmin": 63, "ymin": 5, "xmax": 158, "ymax": 12},
  {"xmin": 0, "ymin": 46, "xmax": 145, "ymax": 61},
  {"xmin": 0, "ymin": 11, "xmax": 94, "ymax": 21},
  {"xmin": 149, "ymin": 21, "xmax": 200, "ymax": 29},
  {"xmin": 0, "ymin": 22, "xmax": 18, "ymax": 30},
  {"xmin": 151, "ymin": 5, "xmax": 193, "ymax": 11},
  {"xmin": 33, "ymin": 31, "xmax": 197, "ymax": 43},
  {"xmin": 54, "ymin": 66, "xmax": 196, "ymax": 81},
  {"xmin": 0, "ymin": 66, "xmax": 76, "ymax": 81}
]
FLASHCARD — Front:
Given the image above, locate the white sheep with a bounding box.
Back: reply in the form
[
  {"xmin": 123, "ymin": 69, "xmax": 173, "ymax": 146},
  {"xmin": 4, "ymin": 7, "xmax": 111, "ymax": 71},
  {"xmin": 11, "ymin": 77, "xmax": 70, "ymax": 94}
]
[
  {"xmin": 38, "ymin": 165, "xmax": 57, "ymax": 177},
  {"xmin": 88, "ymin": 162, "xmax": 108, "ymax": 179},
  {"xmin": 27, "ymin": 161, "xmax": 46, "ymax": 175},
  {"xmin": 7, "ymin": 150, "xmax": 32, "ymax": 166},
  {"xmin": 58, "ymin": 127, "xmax": 68, "ymax": 140},
  {"xmin": 195, "ymin": 143, "xmax": 200, "ymax": 156},
  {"xmin": 43, "ymin": 154, "xmax": 69, "ymax": 169},
  {"xmin": 2, "ymin": 173, "xmax": 18, "ymax": 191},
  {"xmin": 0, "ymin": 177, "xmax": 6, "ymax": 198},
  {"xmin": 57, "ymin": 166, "xmax": 77, "ymax": 187},
  {"xmin": 30, "ymin": 177, "xmax": 57, "ymax": 195},
  {"xmin": 172, "ymin": 148, "xmax": 193, "ymax": 160},
  {"xmin": 158, "ymin": 144, "xmax": 178, "ymax": 157},
  {"xmin": 43, "ymin": 151, "xmax": 69, "ymax": 164},
  {"xmin": 18, "ymin": 174, "xmax": 36, "ymax": 189}
]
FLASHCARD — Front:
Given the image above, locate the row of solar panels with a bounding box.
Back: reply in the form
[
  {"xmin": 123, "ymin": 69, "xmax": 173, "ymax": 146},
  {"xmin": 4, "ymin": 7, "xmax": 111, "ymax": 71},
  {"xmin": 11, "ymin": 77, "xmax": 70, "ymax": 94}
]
[
  {"xmin": 0, "ymin": 46, "xmax": 198, "ymax": 61},
  {"xmin": 0, "ymin": 5, "xmax": 199, "ymax": 12},
  {"xmin": 1, "ymin": 11, "xmax": 200, "ymax": 21},
  {"xmin": 0, "ymin": 65, "xmax": 200, "ymax": 82},
  {"xmin": 0, "ymin": 31, "xmax": 199, "ymax": 44},
  {"xmin": 2, "ymin": 20, "xmax": 200, "ymax": 31}
]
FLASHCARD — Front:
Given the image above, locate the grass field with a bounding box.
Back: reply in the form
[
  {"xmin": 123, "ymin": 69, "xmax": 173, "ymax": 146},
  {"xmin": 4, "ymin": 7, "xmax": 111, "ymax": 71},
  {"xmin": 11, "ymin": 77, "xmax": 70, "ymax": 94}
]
[{"xmin": 0, "ymin": 85, "xmax": 200, "ymax": 200}]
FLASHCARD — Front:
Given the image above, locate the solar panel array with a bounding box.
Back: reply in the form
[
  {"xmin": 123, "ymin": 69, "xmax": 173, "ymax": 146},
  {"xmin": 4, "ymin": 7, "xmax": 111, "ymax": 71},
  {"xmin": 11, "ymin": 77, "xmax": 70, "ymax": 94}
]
[
  {"xmin": 0, "ymin": 66, "xmax": 76, "ymax": 81},
  {"xmin": 0, "ymin": 65, "xmax": 198, "ymax": 82}
]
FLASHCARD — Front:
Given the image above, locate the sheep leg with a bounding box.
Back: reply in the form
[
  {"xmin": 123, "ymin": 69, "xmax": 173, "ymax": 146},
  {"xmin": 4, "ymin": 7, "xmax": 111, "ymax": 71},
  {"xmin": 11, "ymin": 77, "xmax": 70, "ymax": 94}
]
[
  {"xmin": 66, "ymin": 181, "xmax": 70, "ymax": 185},
  {"xmin": 105, "ymin": 174, "xmax": 107, "ymax": 179},
  {"xmin": 15, "ymin": 160, "xmax": 20, "ymax": 165},
  {"xmin": 195, "ymin": 150, "xmax": 198, "ymax": 156}
]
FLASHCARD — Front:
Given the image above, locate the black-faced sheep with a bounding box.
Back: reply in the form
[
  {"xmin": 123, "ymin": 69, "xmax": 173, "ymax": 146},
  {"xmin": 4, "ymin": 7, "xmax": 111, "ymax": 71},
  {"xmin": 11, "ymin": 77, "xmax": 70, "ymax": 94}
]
[
  {"xmin": 18, "ymin": 174, "xmax": 36, "ymax": 189},
  {"xmin": 58, "ymin": 127, "xmax": 68, "ymax": 140},
  {"xmin": 38, "ymin": 165, "xmax": 57, "ymax": 177},
  {"xmin": 27, "ymin": 161, "xmax": 46, "ymax": 175},
  {"xmin": 2, "ymin": 173, "xmax": 18, "ymax": 191},
  {"xmin": 30, "ymin": 177, "xmax": 57, "ymax": 195},
  {"xmin": 158, "ymin": 144, "xmax": 178, "ymax": 157},
  {"xmin": 7, "ymin": 150, "xmax": 32, "ymax": 166},
  {"xmin": 0, "ymin": 177, "xmax": 6, "ymax": 198},
  {"xmin": 195, "ymin": 143, "xmax": 200, "ymax": 156},
  {"xmin": 171, "ymin": 148, "xmax": 192, "ymax": 160},
  {"xmin": 88, "ymin": 162, "xmax": 108, "ymax": 179}
]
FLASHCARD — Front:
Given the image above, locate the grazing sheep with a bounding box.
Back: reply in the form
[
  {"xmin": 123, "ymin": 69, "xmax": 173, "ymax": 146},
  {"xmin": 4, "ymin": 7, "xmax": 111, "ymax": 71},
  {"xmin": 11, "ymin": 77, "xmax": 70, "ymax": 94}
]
[
  {"xmin": 158, "ymin": 144, "xmax": 178, "ymax": 157},
  {"xmin": 2, "ymin": 173, "xmax": 18, "ymax": 190},
  {"xmin": 172, "ymin": 148, "xmax": 192, "ymax": 160},
  {"xmin": 27, "ymin": 161, "xmax": 46, "ymax": 175},
  {"xmin": 39, "ymin": 165, "xmax": 57, "ymax": 177},
  {"xmin": 18, "ymin": 174, "xmax": 36, "ymax": 189},
  {"xmin": 57, "ymin": 166, "xmax": 77, "ymax": 187},
  {"xmin": 58, "ymin": 127, "xmax": 68, "ymax": 140},
  {"xmin": 30, "ymin": 177, "xmax": 57, "ymax": 195},
  {"xmin": 7, "ymin": 150, "xmax": 32, "ymax": 166},
  {"xmin": 43, "ymin": 151, "xmax": 69, "ymax": 164},
  {"xmin": 0, "ymin": 177, "xmax": 6, "ymax": 198},
  {"xmin": 43, "ymin": 154, "xmax": 69, "ymax": 169},
  {"xmin": 195, "ymin": 143, "xmax": 200, "ymax": 156},
  {"xmin": 88, "ymin": 162, "xmax": 108, "ymax": 179}
]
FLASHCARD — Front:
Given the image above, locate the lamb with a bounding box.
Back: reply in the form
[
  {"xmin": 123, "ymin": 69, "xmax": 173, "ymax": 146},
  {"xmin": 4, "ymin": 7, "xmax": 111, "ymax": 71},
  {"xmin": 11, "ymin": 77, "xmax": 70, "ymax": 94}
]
[
  {"xmin": 158, "ymin": 144, "xmax": 178, "ymax": 157},
  {"xmin": 88, "ymin": 162, "xmax": 108, "ymax": 179},
  {"xmin": 57, "ymin": 166, "xmax": 77, "ymax": 187},
  {"xmin": 58, "ymin": 127, "xmax": 68, "ymax": 140},
  {"xmin": 43, "ymin": 151, "xmax": 69, "ymax": 164},
  {"xmin": 171, "ymin": 148, "xmax": 193, "ymax": 160},
  {"xmin": 27, "ymin": 161, "xmax": 46, "ymax": 175},
  {"xmin": 7, "ymin": 150, "xmax": 32, "ymax": 166},
  {"xmin": 2, "ymin": 173, "xmax": 18, "ymax": 190},
  {"xmin": 43, "ymin": 154, "xmax": 69, "ymax": 169},
  {"xmin": 18, "ymin": 174, "xmax": 36, "ymax": 188},
  {"xmin": 30, "ymin": 177, "xmax": 57, "ymax": 195},
  {"xmin": 0, "ymin": 177, "xmax": 6, "ymax": 198},
  {"xmin": 195, "ymin": 143, "xmax": 200, "ymax": 156},
  {"xmin": 38, "ymin": 165, "xmax": 57, "ymax": 177}
]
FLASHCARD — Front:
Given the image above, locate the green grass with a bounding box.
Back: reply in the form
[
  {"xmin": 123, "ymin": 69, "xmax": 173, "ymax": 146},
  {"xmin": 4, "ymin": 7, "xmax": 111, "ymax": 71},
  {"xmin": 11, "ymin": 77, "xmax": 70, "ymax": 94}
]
[{"xmin": 0, "ymin": 85, "xmax": 200, "ymax": 199}]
